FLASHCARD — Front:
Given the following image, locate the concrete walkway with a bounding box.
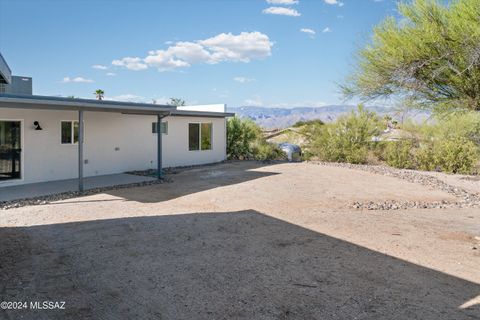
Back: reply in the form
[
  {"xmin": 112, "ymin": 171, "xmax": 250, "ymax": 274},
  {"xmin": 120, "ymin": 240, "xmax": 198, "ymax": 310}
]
[{"xmin": 0, "ymin": 174, "xmax": 157, "ymax": 202}]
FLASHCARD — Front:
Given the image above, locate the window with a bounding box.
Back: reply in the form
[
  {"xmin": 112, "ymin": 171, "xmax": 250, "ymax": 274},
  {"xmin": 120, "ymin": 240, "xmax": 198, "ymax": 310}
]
[
  {"xmin": 189, "ymin": 122, "xmax": 212, "ymax": 151},
  {"xmin": 152, "ymin": 121, "xmax": 168, "ymax": 134},
  {"xmin": 201, "ymin": 123, "xmax": 212, "ymax": 150},
  {"xmin": 61, "ymin": 121, "xmax": 80, "ymax": 144}
]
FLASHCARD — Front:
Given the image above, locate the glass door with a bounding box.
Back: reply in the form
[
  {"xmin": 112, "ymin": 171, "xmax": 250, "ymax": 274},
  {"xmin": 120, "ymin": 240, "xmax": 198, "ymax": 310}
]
[{"xmin": 0, "ymin": 121, "xmax": 21, "ymax": 180}]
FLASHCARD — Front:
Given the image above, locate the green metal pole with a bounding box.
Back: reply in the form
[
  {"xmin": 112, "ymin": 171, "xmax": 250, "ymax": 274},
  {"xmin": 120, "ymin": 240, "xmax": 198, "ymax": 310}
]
[
  {"xmin": 78, "ymin": 110, "xmax": 84, "ymax": 191},
  {"xmin": 157, "ymin": 114, "xmax": 162, "ymax": 179}
]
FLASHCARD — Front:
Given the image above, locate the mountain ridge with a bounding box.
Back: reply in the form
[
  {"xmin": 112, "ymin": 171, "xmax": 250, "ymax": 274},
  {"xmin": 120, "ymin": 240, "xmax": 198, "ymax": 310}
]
[{"xmin": 227, "ymin": 105, "xmax": 429, "ymax": 128}]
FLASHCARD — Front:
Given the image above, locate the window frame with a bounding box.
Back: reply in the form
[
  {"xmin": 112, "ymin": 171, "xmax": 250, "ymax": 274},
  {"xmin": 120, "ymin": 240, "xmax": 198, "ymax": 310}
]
[
  {"xmin": 60, "ymin": 120, "xmax": 82, "ymax": 145},
  {"xmin": 152, "ymin": 121, "xmax": 168, "ymax": 135},
  {"xmin": 0, "ymin": 119, "xmax": 24, "ymax": 184},
  {"xmin": 188, "ymin": 122, "xmax": 213, "ymax": 152}
]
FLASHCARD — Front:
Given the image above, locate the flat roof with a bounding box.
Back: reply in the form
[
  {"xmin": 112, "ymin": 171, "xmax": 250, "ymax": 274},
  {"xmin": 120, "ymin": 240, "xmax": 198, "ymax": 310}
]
[
  {"xmin": 0, "ymin": 94, "xmax": 175, "ymax": 115},
  {"xmin": 0, "ymin": 94, "xmax": 235, "ymax": 117}
]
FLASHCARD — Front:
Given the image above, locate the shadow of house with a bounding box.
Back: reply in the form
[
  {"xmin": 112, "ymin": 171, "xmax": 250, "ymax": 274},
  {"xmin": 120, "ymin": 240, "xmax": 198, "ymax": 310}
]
[
  {"xmin": 103, "ymin": 161, "xmax": 281, "ymax": 204},
  {"xmin": 0, "ymin": 210, "xmax": 478, "ymax": 319},
  {"xmin": 0, "ymin": 161, "xmax": 280, "ymax": 205}
]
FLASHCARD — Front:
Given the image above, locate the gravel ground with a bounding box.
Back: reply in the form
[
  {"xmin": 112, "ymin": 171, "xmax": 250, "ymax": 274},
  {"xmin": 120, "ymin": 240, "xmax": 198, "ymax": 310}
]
[
  {"xmin": 0, "ymin": 161, "xmax": 479, "ymax": 319},
  {"xmin": 311, "ymin": 162, "xmax": 480, "ymax": 210}
]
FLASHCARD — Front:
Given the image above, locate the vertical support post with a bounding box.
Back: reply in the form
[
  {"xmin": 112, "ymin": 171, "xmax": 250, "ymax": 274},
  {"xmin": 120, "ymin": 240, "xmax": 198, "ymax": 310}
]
[
  {"xmin": 78, "ymin": 110, "xmax": 84, "ymax": 192},
  {"xmin": 157, "ymin": 114, "xmax": 163, "ymax": 179}
]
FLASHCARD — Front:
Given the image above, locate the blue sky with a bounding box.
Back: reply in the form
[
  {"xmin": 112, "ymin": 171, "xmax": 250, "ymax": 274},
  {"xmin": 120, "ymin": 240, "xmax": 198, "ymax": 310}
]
[{"xmin": 0, "ymin": 0, "xmax": 398, "ymax": 107}]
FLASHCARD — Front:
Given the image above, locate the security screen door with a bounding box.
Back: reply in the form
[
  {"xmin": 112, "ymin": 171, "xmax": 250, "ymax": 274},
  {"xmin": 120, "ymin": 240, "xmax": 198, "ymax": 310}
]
[{"xmin": 0, "ymin": 121, "xmax": 21, "ymax": 180}]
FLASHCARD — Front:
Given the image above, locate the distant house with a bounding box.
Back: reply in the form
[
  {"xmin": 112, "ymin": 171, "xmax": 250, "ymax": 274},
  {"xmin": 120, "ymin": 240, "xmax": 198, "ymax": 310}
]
[{"xmin": 0, "ymin": 53, "xmax": 233, "ymax": 190}]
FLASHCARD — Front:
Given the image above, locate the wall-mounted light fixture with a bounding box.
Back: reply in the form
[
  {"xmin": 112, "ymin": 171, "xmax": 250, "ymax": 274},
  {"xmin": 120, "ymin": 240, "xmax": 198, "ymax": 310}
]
[{"xmin": 33, "ymin": 121, "xmax": 43, "ymax": 130}]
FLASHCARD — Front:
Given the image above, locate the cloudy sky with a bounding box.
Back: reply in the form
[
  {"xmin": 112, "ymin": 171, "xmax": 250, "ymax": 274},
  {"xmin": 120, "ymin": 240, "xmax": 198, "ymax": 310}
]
[{"xmin": 0, "ymin": 0, "xmax": 397, "ymax": 107}]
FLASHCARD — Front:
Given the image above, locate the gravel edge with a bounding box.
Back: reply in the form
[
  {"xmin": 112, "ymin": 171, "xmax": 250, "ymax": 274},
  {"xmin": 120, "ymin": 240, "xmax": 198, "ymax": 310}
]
[
  {"xmin": 0, "ymin": 178, "xmax": 171, "ymax": 210},
  {"xmin": 309, "ymin": 161, "xmax": 480, "ymax": 210}
]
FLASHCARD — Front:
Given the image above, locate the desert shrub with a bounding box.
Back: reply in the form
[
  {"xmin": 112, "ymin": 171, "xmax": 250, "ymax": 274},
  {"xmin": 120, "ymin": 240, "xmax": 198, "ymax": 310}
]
[
  {"xmin": 402, "ymin": 113, "xmax": 480, "ymax": 173},
  {"xmin": 252, "ymin": 142, "xmax": 286, "ymax": 161},
  {"xmin": 308, "ymin": 106, "xmax": 381, "ymax": 164},
  {"xmin": 227, "ymin": 117, "xmax": 261, "ymax": 159},
  {"xmin": 415, "ymin": 143, "xmax": 437, "ymax": 171},
  {"xmin": 432, "ymin": 138, "xmax": 478, "ymax": 174},
  {"xmin": 227, "ymin": 117, "xmax": 286, "ymax": 161},
  {"xmin": 384, "ymin": 140, "xmax": 415, "ymax": 169}
]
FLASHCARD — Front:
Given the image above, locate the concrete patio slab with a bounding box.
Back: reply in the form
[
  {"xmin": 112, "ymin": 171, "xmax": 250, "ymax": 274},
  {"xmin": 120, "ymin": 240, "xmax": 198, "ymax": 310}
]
[{"xmin": 0, "ymin": 173, "xmax": 156, "ymax": 202}]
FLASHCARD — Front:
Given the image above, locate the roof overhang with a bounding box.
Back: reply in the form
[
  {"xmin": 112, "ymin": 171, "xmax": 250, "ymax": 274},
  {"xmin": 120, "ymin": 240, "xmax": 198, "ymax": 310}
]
[
  {"xmin": 170, "ymin": 110, "xmax": 235, "ymax": 118},
  {"xmin": 0, "ymin": 94, "xmax": 174, "ymax": 115},
  {"xmin": 0, "ymin": 94, "xmax": 235, "ymax": 118}
]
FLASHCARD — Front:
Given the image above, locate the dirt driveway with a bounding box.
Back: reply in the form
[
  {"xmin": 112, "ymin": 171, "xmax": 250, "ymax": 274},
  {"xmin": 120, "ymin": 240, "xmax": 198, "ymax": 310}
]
[{"xmin": 1, "ymin": 161, "xmax": 479, "ymax": 319}]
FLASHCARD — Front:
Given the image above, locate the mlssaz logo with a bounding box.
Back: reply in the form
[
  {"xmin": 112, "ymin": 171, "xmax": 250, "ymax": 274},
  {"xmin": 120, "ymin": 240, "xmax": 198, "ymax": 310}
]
[{"xmin": 30, "ymin": 301, "xmax": 66, "ymax": 310}]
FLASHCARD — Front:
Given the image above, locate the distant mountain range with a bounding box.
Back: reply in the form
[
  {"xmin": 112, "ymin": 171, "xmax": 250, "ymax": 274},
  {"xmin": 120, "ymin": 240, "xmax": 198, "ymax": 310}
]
[{"xmin": 227, "ymin": 105, "xmax": 430, "ymax": 129}]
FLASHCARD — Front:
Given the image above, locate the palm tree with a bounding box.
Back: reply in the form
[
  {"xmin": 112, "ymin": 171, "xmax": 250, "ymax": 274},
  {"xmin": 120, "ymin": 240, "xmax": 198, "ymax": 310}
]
[{"xmin": 94, "ymin": 89, "xmax": 105, "ymax": 100}]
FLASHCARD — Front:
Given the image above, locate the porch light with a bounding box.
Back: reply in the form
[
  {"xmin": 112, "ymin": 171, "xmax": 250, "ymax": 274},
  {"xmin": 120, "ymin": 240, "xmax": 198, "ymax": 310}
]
[{"xmin": 33, "ymin": 121, "xmax": 43, "ymax": 130}]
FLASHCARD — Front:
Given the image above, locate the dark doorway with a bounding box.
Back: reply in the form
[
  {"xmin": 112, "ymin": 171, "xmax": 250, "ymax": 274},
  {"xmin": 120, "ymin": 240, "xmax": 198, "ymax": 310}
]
[{"xmin": 0, "ymin": 121, "xmax": 21, "ymax": 180}]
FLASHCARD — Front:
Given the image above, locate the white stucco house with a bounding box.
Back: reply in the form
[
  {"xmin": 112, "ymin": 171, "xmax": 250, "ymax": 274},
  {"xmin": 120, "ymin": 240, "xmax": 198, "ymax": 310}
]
[{"xmin": 0, "ymin": 53, "xmax": 233, "ymax": 191}]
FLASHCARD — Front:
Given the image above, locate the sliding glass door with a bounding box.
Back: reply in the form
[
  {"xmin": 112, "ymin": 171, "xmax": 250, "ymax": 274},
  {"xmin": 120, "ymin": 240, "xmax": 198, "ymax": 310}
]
[{"xmin": 0, "ymin": 121, "xmax": 21, "ymax": 181}]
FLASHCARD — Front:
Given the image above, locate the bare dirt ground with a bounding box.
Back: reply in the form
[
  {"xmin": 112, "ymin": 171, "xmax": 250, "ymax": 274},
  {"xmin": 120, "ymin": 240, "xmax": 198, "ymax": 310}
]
[{"xmin": 0, "ymin": 161, "xmax": 479, "ymax": 319}]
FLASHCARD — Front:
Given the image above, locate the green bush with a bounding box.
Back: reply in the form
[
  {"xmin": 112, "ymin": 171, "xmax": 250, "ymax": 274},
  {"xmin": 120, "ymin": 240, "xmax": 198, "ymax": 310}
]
[
  {"xmin": 384, "ymin": 140, "xmax": 415, "ymax": 169},
  {"xmin": 227, "ymin": 116, "xmax": 286, "ymax": 161},
  {"xmin": 432, "ymin": 138, "xmax": 478, "ymax": 174},
  {"xmin": 399, "ymin": 112, "xmax": 480, "ymax": 174},
  {"xmin": 308, "ymin": 106, "xmax": 381, "ymax": 164},
  {"xmin": 415, "ymin": 143, "xmax": 437, "ymax": 171},
  {"xmin": 226, "ymin": 117, "xmax": 260, "ymax": 159},
  {"xmin": 252, "ymin": 142, "xmax": 286, "ymax": 161}
]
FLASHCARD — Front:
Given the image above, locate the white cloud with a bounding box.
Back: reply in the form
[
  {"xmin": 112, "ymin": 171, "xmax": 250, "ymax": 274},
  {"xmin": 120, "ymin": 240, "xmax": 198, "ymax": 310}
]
[
  {"xmin": 113, "ymin": 32, "xmax": 273, "ymax": 72},
  {"xmin": 322, "ymin": 27, "xmax": 332, "ymax": 33},
  {"xmin": 324, "ymin": 0, "xmax": 344, "ymax": 6},
  {"xmin": 300, "ymin": 28, "xmax": 316, "ymax": 37},
  {"xmin": 266, "ymin": 0, "xmax": 298, "ymax": 4},
  {"xmin": 233, "ymin": 76, "xmax": 256, "ymax": 83},
  {"xmin": 106, "ymin": 72, "xmax": 116, "ymax": 76},
  {"xmin": 199, "ymin": 32, "xmax": 272, "ymax": 63},
  {"xmin": 262, "ymin": 7, "xmax": 301, "ymax": 16},
  {"xmin": 92, "ymin": 64, "xmax": 108, "ymax": 70},
  {"xmin": 61, "ymin": 76, "xmax": 94, "ymax": 83},
  {"xmin": 112, "ymin": 57, "xmax": 148, "ymax": 71}
]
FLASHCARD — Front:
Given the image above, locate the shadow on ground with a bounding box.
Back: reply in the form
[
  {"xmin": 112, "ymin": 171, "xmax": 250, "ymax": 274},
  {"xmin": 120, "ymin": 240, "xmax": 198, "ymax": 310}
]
[
  {"xmin": 104, "ymin": 161, "xmax": 280, "ymax": 204},
  {"xmin": 1, "ymin": 210, "xmax": 478, "ymax": 319}
]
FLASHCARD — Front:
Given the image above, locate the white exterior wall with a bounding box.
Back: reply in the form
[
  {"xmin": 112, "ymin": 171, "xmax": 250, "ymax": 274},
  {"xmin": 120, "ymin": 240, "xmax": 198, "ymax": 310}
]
[{"xmin": 0, "ymin": 108, "xmax": 227, "ymax": 186}]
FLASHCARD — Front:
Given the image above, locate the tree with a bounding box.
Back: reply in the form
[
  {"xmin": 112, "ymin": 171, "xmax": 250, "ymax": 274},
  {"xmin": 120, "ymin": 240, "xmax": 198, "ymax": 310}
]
[
  {"xmin": 343, "ymin": 0, "xmax": 480, "ymax": 112},
  {"xmin": 94, "ymin": 89, "xmax": 104, "ymax": 100},
  {"xmin": 169, "ymin": 98, "xmax": 186, "ymax": 106}
]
